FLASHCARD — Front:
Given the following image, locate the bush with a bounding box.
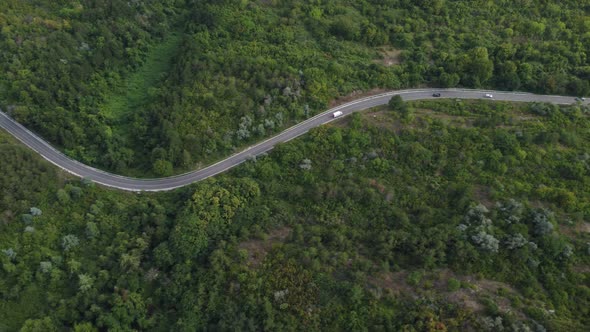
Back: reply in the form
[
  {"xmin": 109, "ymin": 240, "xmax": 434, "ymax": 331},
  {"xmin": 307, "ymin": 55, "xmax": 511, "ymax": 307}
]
[
  {"xmin": 448, "ymin": 278, "xmax": 461, "ymax": 292},
  {"xmin": 61, "ymin": 235, "xmax": 80, "ymax": 251},
  {"xmin": 407, "ymin": 271, "xmax": 423, "ymax": 286},
  {"xmin": 30, "ymin": 207, "xmax": 42, "ymax": 216}
]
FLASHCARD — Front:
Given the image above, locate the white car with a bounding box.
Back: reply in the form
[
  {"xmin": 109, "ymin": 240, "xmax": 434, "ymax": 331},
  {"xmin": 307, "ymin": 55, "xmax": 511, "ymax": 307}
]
[
  {"xmin": 484, "ymin": 93, "xmax": 493, "ymax": 98},
  {"xmin": 333, "ymin": 111, "xmax": 343, "ymax": 118}
]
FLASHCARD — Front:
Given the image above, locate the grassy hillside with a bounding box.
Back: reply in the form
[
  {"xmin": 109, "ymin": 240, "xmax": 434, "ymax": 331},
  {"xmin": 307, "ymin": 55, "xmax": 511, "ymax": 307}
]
[{"xmin": 1, "ymin": 100, "xmax": 589, "ymax": 330}]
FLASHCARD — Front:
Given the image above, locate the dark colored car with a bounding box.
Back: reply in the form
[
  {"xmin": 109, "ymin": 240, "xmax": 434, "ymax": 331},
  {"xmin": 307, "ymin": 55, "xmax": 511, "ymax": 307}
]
[{"xmin": 433, "ymin": 93, "xmax": 441, "ymax": 97}]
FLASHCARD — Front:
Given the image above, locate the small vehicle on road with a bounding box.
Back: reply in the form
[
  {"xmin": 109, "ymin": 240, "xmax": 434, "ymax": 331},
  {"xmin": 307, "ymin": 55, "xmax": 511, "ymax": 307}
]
[
  {"xmin": 484, "ymin": 93, "xmax": 493, "ymax": 98},
  {"xmin": 333, "ymin": 111, "xmax": 343, "ymax": 118},
  {"xmin": 432, "ymin": 93, "xmax": 441, "ymax": 97}
]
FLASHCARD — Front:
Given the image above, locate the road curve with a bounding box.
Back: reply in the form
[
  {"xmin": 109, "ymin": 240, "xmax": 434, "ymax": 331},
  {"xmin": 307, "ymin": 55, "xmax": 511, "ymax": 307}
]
[{"xmin": 1, "ymin": 88, "xmax": 588, "ymax": 192}]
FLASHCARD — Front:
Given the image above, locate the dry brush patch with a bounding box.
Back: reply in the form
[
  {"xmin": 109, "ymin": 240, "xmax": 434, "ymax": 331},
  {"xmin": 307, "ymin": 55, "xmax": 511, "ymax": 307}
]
[
  {"xmin": 374, "ymin": 47, "xmax": 403, "ymax": 67},
  {"xmin": 559, "ymin": 221, "xmax": 590, "ymax": 240},
  {"xmin": 367, "ymin": 268, "xmax": 526, "ymax": 317},
  {"xmin": 238, "ymin": 227, "xmax": 292, "ymax": 268}
]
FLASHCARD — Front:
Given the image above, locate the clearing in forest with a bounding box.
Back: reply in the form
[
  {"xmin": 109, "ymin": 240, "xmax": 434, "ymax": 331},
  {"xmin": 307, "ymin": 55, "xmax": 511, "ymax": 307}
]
[{"xmin": 101, "ymin": 33, "xmax": 182, "ymax": 122}]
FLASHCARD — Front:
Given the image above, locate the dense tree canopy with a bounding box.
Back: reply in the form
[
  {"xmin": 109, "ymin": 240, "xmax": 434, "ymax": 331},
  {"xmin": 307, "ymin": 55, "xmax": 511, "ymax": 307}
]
[
  {"xmin": 1, "ymin": 1, "xmax": 590, "ymax": 330},
  {"xmin": 0, "ymin": 0, "xmax": 185, "ymax": 173},
  {"xmin": 2, "ymin": 0, "xmax": 589, "ymax": 175},
  {"xmin": 2, "ymin": 100, "xmax": 590, "ymax": 330}
]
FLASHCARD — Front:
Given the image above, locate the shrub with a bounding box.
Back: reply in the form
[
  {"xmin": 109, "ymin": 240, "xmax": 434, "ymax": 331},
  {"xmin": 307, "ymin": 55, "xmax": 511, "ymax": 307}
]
[
  {"xmin": 62, "ymin": 235, "xmax": 80, "ymax": 251},
  {"xmin": 448, "ymin": 278, "xmax": 461, "ymax": 292},
  {"xmin": 30, "ymin": 207, "xmax": 42, "ymax": 216}
]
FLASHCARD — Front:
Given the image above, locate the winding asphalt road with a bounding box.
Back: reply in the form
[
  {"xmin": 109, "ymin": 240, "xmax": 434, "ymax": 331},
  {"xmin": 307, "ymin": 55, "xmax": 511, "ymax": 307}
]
[{"xmin": 0, "ymin": 88, "xmax": 587, "ymax": 192}]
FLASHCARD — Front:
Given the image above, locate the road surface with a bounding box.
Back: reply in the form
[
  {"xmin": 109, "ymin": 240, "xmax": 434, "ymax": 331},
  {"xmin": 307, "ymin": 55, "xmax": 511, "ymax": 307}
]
[{"xmin": 0, "ymin": 88, "xmax": 587, "ymax": 191}]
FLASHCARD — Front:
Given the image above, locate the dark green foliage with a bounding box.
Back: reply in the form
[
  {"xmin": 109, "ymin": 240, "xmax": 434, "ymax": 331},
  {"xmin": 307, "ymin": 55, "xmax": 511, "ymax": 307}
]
[
  {"xmin": 132, "ymin": 0, "xmax": 589, "ymax": 173},
  {"xmin": 2, "ymin": 101, "xmax": 590, "ymax": 330},
  {"xmin": 1, "ymin": 0, "xmax": 590, "ymax": 329},
  {"xmin": 448, "ymin": 278, "xmax": 461, "ymax": 292},
  {"xmin": 0, "ymin": 0, "xmax": 185, "ymax": 173},
  {"xmin": 3, "ymin": 0, "xmax": 589, "ymax": 176},
  {"xmin": 388, "ymin": 95, "xmax": 406, "ymax": 111}
]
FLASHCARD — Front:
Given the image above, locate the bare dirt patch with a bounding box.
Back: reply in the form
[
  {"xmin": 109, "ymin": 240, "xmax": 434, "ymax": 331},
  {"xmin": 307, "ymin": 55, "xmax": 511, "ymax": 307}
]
[
  {"xmin": 560, "ymin": 221, "xmax": 590, "ymax": 239},
  {"xmin": 368, "ymin": 268, "xmax": 523, "ymax": 316},
  {"xmin": 461, "ymin": 277, "xmax": 520, "ymax": 315},
  {"xmin": 374, "ymin": 47, "xmax": 403, "ymax": 66},
  {"xmin": 447, "ymin": 289, "xmax": 485, "ymax": 312},
  {"xmin": 573, "ymin": 265, "xmax": 590, "ymax": 274},
  {"xmin": 367, "ymin": 271, "xmax": 416, "ymax": 297},
  {"xmin": 238, "ymin": 227, "xmax": 292, "ymax": 268},
  {"xmin": 577, "ymin": 222, "xmax": 590, "ymax": 233},
  {"xmin": 1, "ymin": 209, "xmax": 15, "ymax": 225},
  {"xmin": 472, "ymin": 185, "xmax": 494, "ymax": 208}
]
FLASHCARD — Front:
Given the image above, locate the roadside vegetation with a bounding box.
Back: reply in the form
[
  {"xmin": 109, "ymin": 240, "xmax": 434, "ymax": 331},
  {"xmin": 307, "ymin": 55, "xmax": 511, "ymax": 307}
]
[
  {"xmin": 1, "ymin": 1, "xmax": 589, "ymax": 330},
  {"xmin": 1, "ymin": 0, "xmax": 589, "ymax": 175},
  {"xmin": 2, "ymin": 101, "xmax": 589, "ymax": 331},
  {"xmin": 0, "ymin": 0, "xmax": 186, "ymax": 174},
  {"xmin": 132, "ymin": 0, "xmax": 590, "ymax": 176}
]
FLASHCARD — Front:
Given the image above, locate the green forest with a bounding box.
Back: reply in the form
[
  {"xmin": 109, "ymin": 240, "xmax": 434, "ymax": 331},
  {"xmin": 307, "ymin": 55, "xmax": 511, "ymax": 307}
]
[
  {"xmin": 2, "ymin": 100, "xmax": 590, "ymax": 331},
  {"xmin": 1, "ymin": 0, "xmax": 589, "ymax": 174},
  {"xmin": 1, "ymin": 0, "xmax": 590, "ymax": 331}
]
